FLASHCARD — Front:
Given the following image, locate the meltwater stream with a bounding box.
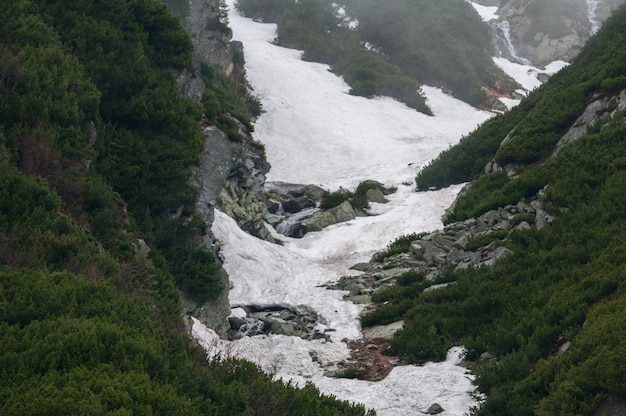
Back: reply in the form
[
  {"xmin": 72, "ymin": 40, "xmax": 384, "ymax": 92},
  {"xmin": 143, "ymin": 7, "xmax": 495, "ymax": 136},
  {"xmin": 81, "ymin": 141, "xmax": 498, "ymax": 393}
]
[
  {"xmin": 587, "ymin": 0, "xmax": 602, "ymax": 34},
  {"xmin": 189, "ymin": 2, "xmax": 518, "ymax": 414}
]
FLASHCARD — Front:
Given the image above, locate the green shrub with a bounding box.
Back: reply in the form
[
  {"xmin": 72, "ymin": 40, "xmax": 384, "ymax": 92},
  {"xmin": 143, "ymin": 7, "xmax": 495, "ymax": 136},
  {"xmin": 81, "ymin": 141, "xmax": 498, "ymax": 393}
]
[
  {"xmin": 465, "ymin": 230, "xmax": 510, "ymax": 251},
  {"xmin": 320, "ymin": 190, "xmax": 352, "ymax": 209},
  {"xmin": 373, "ymin": 233, "xmax": 421, "ymax": 262}
]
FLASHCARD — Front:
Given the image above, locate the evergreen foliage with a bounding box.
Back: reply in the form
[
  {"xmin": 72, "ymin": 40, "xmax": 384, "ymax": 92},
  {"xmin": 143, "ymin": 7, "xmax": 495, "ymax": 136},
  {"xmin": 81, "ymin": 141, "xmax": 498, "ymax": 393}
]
[
  {"xmin": 236, "ymin": 0, "xmax": 432, "ymax": 114},
  {"xmin": 320, "ymin": 180, "xmax": 387, "ymax": 211},
  {"xmin": 235, "ymin": 0, "xmax": 517, "ymax": 111},
  {"xmin": 0, "ymin": 0, "xmax": 372, "ymax": 413},
  {"xmin": 366, "ymin": 4, "xmax": 626, "ymax": 413},
  {"xmin": 416, "ymin": 1, "xmax": 626, "ymax": 191}
]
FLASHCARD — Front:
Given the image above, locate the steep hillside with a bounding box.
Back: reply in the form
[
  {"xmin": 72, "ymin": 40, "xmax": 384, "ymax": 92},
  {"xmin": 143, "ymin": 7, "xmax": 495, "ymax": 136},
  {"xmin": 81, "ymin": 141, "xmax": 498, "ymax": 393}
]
[
  {"xmin": 0, "ymin": 0, "xmax": 371, "ymax": 414},
  {"xmin": 235, "ymin": 0, "xmax": 518, "ymax": 112},
  {"xmin": 416, "ymin": 1, "xmax": 626, "ymax": 193},
  {"xmin": 361, "ymin": 3, "xmax": 626, "ymax": 414}
]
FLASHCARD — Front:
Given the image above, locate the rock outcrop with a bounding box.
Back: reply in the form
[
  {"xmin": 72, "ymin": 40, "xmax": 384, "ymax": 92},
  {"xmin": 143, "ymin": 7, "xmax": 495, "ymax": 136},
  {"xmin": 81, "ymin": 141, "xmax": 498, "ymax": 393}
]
[
  {"xmin": 491, "ymin": 0, "xmax": 625, "ymax": 67},
  {"xmin": 484, "ymin": 88, "xmax": 626, "ymax": 177},
  {"xmin": 302, "ymin": 201, "xmax": 357, "ymax": 234},
  {"xmin": 173, "ymin": 0, "xmax": 273, "ymax": 334},
  {"xmin": 227, "ymin": 305, "xmax": 332, "ymax": 341},
  {"xmin": 330, "ymin": 199, "xmax": 551, "ymax": 305},
  {"xmin": 265, "ymin": 180, "xmax": 393, "ymax": 238}
]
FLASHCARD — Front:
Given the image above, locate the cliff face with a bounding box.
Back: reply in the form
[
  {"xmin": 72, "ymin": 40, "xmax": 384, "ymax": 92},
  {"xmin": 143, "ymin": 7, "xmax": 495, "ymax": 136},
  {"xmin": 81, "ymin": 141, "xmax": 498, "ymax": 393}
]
[
  {"xmin": 172, "ymin": 0, "xmax": 272, "ymax": 335},
  {"xmin": 492, "ymin": 0, "xmax": 625, "ymax": 66}
]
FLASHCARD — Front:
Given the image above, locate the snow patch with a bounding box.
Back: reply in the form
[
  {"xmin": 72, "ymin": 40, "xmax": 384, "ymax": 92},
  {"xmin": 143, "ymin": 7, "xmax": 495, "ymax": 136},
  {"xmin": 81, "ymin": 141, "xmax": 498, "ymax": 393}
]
[
  {"xmin": 494, "ymin": 57, "xmax": 569, "ymax": 93},
  {"xmin": 468, "ymin": 1, "xmax": 499, "ymax": 22},
  {"xmin": 194, "ymin": 1, "xmax": 503, "ymax": 414}
]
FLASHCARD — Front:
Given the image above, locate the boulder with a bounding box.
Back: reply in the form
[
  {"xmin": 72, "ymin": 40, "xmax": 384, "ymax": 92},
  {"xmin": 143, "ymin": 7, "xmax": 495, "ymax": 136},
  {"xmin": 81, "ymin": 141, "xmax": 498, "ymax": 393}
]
[
  {"xmin": 303, "ymin": 201, "xmax": 357, "ymax": 233},
  {"xmin": 365, "ymin": 187, "xmax": 388, "ymax": 204},
  {"xmin": 426, "ymin": 403, "xmax": 444, "ymax": 415},
  {"xmin": 283, "ymin": 196, "xmax": 316, "ymax": 214},
  {"xmin": 362, "ymin": 321, "xmax": 404, "ymax": 340},
  {"xmin": 410, "ymin": 241, "xmax": 425, "ymax": 259},
  {"xmin": 302, "ymin": 184, "xmax": 327, "ymax": 201}
]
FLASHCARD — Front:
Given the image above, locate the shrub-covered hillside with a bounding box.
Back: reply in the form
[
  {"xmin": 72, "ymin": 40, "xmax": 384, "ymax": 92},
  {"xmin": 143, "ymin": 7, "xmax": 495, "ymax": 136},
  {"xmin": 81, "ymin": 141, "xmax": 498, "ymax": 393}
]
[
  {"xmin": 366, "ymin": 4, "xmax": 626, "ymax": 414},
  {"xmin": 416, "ymin": 0, "xmax": 626, "ymax": 192},
  {"xmin": 0, "ymin": 0, "xmax": 372, "ymax": 414}
]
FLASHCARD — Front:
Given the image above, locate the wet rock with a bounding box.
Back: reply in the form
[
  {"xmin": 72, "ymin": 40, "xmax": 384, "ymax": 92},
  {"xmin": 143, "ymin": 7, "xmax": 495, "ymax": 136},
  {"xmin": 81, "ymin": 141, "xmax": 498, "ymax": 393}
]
[
  {"xmin": 283, "ymin": 196, "xmax": 316, "ymax": 214},
  {"xmin": 426, "ymin": 403, "xmax": 444, "ymax": 414},
  {"xmin": 303, "ymin": 201, "xmax": 357, "ymax": 233}
]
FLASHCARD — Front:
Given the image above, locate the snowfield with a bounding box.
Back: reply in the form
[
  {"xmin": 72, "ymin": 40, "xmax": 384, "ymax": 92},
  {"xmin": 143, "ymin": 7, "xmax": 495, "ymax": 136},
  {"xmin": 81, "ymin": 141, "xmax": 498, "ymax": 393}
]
[{"xmin": 191, "ymin": 1, "xmax": 567, "ymax": 414}]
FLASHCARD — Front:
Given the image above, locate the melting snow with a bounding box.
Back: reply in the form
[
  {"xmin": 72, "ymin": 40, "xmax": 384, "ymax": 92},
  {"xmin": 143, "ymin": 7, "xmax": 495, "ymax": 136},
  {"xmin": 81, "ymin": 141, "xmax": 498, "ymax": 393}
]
[
  {"xmin": 190, "ymin": 1, "xmax": 565, "ymax": 414},
  {"xmin": 468, "ymin": 1, "xmax": 499, "ymax": 22}
]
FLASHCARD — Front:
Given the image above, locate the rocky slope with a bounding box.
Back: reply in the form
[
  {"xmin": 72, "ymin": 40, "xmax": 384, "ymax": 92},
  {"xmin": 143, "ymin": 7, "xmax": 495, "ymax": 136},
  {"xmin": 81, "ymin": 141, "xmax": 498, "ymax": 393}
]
[
  {"xmin": 168, "ymin": 0, "xmax": 274, "ymax": 334},
  {"xmin": 482, "ymin": 0, "xmax": 625, "ymax": 66}
]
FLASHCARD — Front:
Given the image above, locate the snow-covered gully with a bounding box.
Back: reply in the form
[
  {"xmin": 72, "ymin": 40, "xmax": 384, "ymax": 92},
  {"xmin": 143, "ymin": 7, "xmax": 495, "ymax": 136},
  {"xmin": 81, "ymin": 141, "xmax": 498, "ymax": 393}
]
[{"xmin": 192, "ymin": 2, "xmax": 562, "ymax": 414}]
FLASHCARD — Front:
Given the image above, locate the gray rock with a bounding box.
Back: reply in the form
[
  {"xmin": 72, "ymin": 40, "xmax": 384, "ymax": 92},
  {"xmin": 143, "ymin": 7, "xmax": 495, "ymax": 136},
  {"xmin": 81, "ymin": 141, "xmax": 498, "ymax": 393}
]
[
  {"xmin": 366, "ymin": 188, "xmax": 388, "ymax": 204},
  {"xmin": 345, "ymin": 295, "xmax": 371, "ymax": 304},
  {"xmin": 482, "ymin": 210, "xmax": 500, "ymax": 226},
  {"xmin": 362, "ymin": 321, "xmax": 404, "ymax": 340},
  {"xmin": 453, "ymin": 235, "xmax": 469, "ymax": 250},
  {"xmin": 554, "ymin": 94, "xmax": 621, "ymax": 156},
  {"xmin": 303, "ymin": 201, "xmax": 357, "ymax": 233},
  {"xmin": 186, "ymin": 0, "xmax": 237, "ymax": 73},
  {"xmin": 558, "ymin": 341, "xmax": 571, "ymax": 355},
  {"xmin": 228, "ymin": 316, "xmax": 247, "ymax": 330},
  {"xmin": 302, "ymin": 184, "xmax": 327, "ymax": 201},
  {"xmin": 264, "ymin": 213, "xmax": 283, "ymax": 227},
  {"xmin": 410, "ymin": 241, "xmax": 426, "ymax": 259},
  {"xmin": 350, "ymin": 263, "xmax": 371, "ymax": 271},
  {"xmin": 423, "ymin": 242, "xmax": 448, "ymax": 267},
  {"xmin": 423, "ymin": 282, "xmax": 457, "ymax": 292},
  {"xmin": 426, "ymin": 403, "xmax": 444, "ymax": 415}
]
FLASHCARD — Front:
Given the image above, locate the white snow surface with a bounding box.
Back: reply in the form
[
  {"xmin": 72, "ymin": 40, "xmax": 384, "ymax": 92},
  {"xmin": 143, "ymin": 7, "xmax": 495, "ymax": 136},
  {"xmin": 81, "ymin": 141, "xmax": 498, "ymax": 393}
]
[
  {"xmin": 190, "ymin": 2, "xmax": 526, "ymax": 414},
  {"xmin": 494, "ymin": 57, "xmax": 569, "ymax": 92},
  {"xmin": 468, "ymin": 1, "xmax": 499, "ymax": 22}
]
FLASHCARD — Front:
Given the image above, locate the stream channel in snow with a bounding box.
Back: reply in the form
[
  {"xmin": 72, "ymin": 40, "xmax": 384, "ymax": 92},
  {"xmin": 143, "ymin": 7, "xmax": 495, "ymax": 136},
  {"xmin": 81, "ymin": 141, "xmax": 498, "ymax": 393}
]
[{"xmin": 191, "ymin": 2, "xmax": 567, "ymax": 414}]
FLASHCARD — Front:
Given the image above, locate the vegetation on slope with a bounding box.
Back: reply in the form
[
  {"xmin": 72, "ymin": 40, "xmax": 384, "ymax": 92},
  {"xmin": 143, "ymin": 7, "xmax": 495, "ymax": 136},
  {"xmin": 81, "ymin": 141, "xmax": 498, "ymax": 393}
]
[
  {"xmin": 416, "ymin": 1, "xmax": 626, "ymax": 191},
  {"xmin": 365, "ymin": 4, "xmax": 626, "ymax": 414},
  {"xmin": 235, "ymin": 0, "xmax": 517, "ymax": 112},
  {"xmin": 0, "ymin": 0, "xmax": 372, "ymax": 413}
]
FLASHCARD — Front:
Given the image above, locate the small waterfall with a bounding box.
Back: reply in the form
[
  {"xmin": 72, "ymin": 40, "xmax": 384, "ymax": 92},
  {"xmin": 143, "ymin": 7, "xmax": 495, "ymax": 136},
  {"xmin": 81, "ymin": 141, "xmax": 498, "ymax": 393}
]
[
  {"xmin": 275, "ymin": 207, "xmax": 319, "ymax": 237},
  {"xmin": 497, "ymin": 20, "xmax": 532, "ymax": 65},
  {"xmin": 586, "ymin": 0, "xmax": 602, "ymax": 35}
]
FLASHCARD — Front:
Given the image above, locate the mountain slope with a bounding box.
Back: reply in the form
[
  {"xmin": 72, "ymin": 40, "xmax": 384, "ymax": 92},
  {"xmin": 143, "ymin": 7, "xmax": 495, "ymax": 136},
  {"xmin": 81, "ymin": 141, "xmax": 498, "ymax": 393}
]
[
  {"xmin": 362, "ymin": 3, "xmax": 626, "ymax": 414},
  {"xmin": 235, "ymin": 0, "xmax": 518, "ymax": 112},
  {"xmin": 416, "ymin": 1, "xmax": 626, "ymax": 194},
  {"xmin": 0, "ymin": 0, "xmax": 371, "ymax": 414}
]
